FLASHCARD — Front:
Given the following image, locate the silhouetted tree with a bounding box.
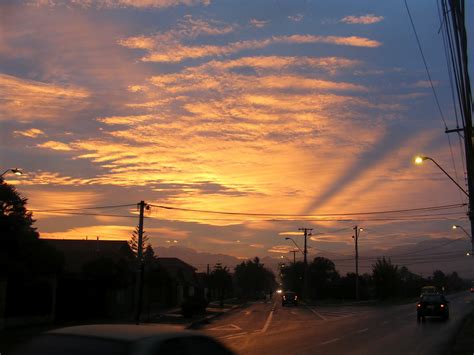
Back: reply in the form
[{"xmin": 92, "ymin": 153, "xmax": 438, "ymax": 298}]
[
  {"xmin": 234, "ymin": 257, "xmax": 276, "ymax": 299},
  {"xmin": 128, "ymin": 226, "xmax": 149, "ymax": 259},
  {"xmin": 308, "ymin": 257, "xmax": 340, "ymax": 299},
  {"xmin": 209, "ymin": 264, "xmax": 233, "ymax": 306},
  {"xmin": 0, "ymin": 180, "xmax": 63, "ymax": 278},
  {"xmin": 372, "ymin": 257, "xmax": 400, "ymax": 299},
  {"xmin": 432, "ymin": 270, "xmax": 446, "ymax": 291},
  {"xmin": 281, "ymin": 261, "xmax": 305, "ymax": 295}
]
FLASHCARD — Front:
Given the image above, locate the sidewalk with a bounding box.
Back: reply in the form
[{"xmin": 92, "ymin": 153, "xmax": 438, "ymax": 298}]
[{"xmin": 148, "ymin": 299, "xmax": 245, "ymax": 329}]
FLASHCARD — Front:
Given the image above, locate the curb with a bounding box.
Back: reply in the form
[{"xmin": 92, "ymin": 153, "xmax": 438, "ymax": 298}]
[{"xmin": 186, "ymin": 303, "xmax": 246, "ymax": 330}]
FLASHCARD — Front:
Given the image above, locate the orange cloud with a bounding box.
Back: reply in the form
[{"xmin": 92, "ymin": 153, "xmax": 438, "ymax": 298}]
[
  {"xmin": 341, "ymin": 14, "xmax": 384, "ymax": 25},
  {"xmin": 0, "ymin": 73, "xmax": 89, "ymax": 122},
  {"xmin": 37, "ymin": 140, "xmax": 73, "ymax": 151},
  {"xmin": 121, "ymin": 33, "xmax": 381, "ymax": 63},
  {"xmin": 14, "ymin": 128, "xmax": 46, "ymax": 138}
]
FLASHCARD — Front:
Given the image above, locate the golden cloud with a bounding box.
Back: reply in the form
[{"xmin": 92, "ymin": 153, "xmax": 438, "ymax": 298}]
[
  {"xmin": 341, "ymin": 14, "xmax": 384, "ymax": 25},
  {"xmin": 14, "ymin": 128, "xmax": 46, "ymax": 138},
  {"xmin": 37, "ymin": 140, "xmax": 73, "ymax": 151},
  {"xmin": 0, "ymin": 73, "xmax": 90, "ymax": 122},
  {"xmin": 121, "ymin": 33, "xmax": 381, "ymax": 63}
]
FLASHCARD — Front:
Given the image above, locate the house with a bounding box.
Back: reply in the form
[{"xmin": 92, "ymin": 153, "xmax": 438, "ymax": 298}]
[{"xmin": 43, "ymin": 238, "xmax": 134, "ymax": 321}]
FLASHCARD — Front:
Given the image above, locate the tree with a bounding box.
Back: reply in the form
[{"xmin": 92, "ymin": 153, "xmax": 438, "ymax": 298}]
[
  {"xmin": 0, "ymin": 180, "xmax": 63, "ymax": 277},
  {"xmin": 281, "ymin": 261, "xmax": 305, "ymax": 296},
  {"xmin": 308, "ymin": 257, "xmax": 340, "ymax": 299},
  {"xmin": 432, "ymin": 270, "xmax": 446, "ymax": 291},
  {"xmin": 128, "ymin": 226, "xmax": 149, "ymax": 259},
  {"xmin": 234, "ymin": 257, "xmax": 276, "ymax": 299},
  {"xmin": 372, "ymin": 257, "xmax": 400, "ymax": 300},
  {"xmin": 209, "ymin": 264, "xmax": 233, "ymax": 306},
  {"xmin": 143, "ymin": 244, "xmax": 156, "ymax": 266}
]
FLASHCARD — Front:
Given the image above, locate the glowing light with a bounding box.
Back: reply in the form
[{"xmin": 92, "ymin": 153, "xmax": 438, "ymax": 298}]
[{"xmin": 414, "ymin": 156, "xmax": 424, "ymax": 165}]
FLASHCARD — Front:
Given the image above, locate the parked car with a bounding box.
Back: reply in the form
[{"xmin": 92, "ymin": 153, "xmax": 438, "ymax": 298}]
[
  {"xmin": 282, "ymin": 291, "xmax": 298, "ymax": 307},
  {"xmin": 417, "ymin": 294, "xmax": 449, "ymax": 322},
  {"xmin": 11, "ymin": 324, "xmax": 234, "ymax": 355}
]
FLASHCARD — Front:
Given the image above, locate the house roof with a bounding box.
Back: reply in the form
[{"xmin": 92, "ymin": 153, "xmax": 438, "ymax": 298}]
[
  {"xmin": 43, "ymin": 239, "xmax": 131, "ymax": 273},
  {"xmin": 157, "ymin": 257, "xmax": 197, "ymax": 284}
]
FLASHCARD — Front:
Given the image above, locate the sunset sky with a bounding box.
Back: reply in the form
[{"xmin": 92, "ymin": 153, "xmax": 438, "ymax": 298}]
[{"xmin": 1, "ymin": 0, "xmax": 473, "ymax": 273}]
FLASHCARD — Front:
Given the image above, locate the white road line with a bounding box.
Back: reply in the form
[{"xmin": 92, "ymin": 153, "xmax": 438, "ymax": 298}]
[
  {"xmin": 320, "ymin": 338, "xmax": 341, "ymax": 346},
  {"xmin": 219, "ymin": 332, "xmax": 248, "ymax": 339},
  {"xmin": 357, "ymin": 328, "xmax": 369, "ymax": 334},
  {"xmin": 307, "ymin": 306, "xmax": 327, "ymax": 321},
  {"xmin": 260, "ymin": 309, "xmax": 274, "ymax": 333}
]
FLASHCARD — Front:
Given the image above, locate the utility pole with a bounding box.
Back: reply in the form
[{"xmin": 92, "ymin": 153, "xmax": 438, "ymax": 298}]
[
  {"xmin": 443, "ymin": 1, "xmax": 474, "ymax": 255},
  {"xmin": 352, "ymin": 226, "xmax": 361, "ymax": 301},
  {"xmin": 298, "ymin": 228, "xmax": 312, "ymax": 299},
  {"xmin": 135, "ymin": 200, "xmax": 148, "ymax": 325},
  {"xmin": 290, "ymin": 250, "xmax": 297, "ymax": 264}
]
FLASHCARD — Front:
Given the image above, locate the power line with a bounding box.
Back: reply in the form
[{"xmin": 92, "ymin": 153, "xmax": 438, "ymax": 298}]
[
  {"xmin": 32, "ymin": 211, "xmax": 141, "ymax": 219},
  {"xmin": 34, "ymin": 203, "xmax": 137, "ymax": 212},
  {"xmin": 150, "ymin": 202, "xmax": 465, "ymax": 217}
]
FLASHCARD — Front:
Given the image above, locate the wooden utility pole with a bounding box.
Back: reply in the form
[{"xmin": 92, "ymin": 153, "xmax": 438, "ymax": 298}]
[
  {"xmin": 443, "ymin": 0, "xmax": 474, "ymax": 254},
  {"xmin": 353, "ymin": 226, "xmax": 361, "ymax": 300},
  {"xmin": 135, "ymin": 200, "xmax": 147, "ymax": 324},
  {"xmin": 298, "ymin": 228, "xmax": 313, "ymax": 299}
]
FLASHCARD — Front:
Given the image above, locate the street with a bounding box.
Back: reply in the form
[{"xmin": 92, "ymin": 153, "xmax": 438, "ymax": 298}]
[{"xmin": 202, "ymin": 292, "xmax": 474, "ymax": 355}]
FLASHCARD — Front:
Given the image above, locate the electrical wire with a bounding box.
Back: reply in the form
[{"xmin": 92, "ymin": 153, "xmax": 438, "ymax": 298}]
[{"xmin": 149, "ymin": 202, "xmax": 466, "ymax": 217}]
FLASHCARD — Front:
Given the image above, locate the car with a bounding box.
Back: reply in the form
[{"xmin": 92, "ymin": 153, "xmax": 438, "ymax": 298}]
[
  {"xmin": 282, "ymin": 291, "xmax": 298, "ymax": 307},
  {"xmin": 11, "ymin": 324, "xmax": 235, "ymax": 355},
  {"xmin": 470, "ymin": 287, "xmax": 474, "ymax": 293},
  {"xmin": 420, "ymin": 285, "xmax": 438, "ymax": 297},
  {"xmin": 417, "ymin": 294, "xmax": 449, "ymax": 322}
]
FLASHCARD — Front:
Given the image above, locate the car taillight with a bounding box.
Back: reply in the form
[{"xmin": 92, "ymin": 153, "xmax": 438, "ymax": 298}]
[
  {"xmin": 283, "ymin": 296, "xmax": 286, "ymax": 300},
  {"xmin": 417, "ymin": 304, "xmax": 421, "ymax": 308},
  {"xmin": 440, "ymin": 304, "xmax": 445, "ymax": 308},
  {"xmin": 295, "ymin": 296, "xmax": 298, "ymax": 300}
]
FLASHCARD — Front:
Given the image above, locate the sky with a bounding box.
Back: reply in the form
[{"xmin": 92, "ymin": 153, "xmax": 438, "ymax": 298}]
[{"xmin": 1, "ymin": 0, "xmax": 473, "ymax": 275}]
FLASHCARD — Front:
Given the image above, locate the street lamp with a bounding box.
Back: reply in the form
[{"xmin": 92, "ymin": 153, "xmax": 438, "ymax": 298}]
[
  {"xmin": 414, "ymin": 156, "xmax": 468, "ymax": 196},
  {"xmin": 452, "ymin": 225, "xmax": 471, "ymax": 239},
  {"xmin": 285, "ymin": 237, "xmax": 304, "ymax": 256},
  {"xmin": 1, "ymin": 168, "xmax": 23, "ymax": 178}
]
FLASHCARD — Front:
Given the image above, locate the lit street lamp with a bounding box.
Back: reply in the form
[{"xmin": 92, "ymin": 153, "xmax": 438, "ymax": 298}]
[
  {"xmin": 1, "ymin": 168, "xmax": 23, "ymax": 178},
  {"xmin": 452, "ymin": 224, "xmax": 471, "ymax": 239},
  {"xmin": 414, "ymin": 156, "xmax": 468, "ymax": 196}
]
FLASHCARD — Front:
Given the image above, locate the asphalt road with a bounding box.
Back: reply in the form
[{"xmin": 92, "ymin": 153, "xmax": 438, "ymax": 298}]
[{"xmin": 203, "ymin": 292, "xmax": 474, "ymax": 355}]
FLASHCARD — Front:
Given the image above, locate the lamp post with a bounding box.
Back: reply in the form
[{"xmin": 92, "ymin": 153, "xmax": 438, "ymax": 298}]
[
  {"xmin": 452, "ymin": 225, "xmax": 473, "ymax": 256},
  {"xmin": 414, "ymin": 156, "xmax": 468, "ymax": 197},
  {"xmin": 1, "ymin": 168, "xmax": 23, "ymax": 178},
  {"xmin": 415, "ymin": 155, "xmax": 473, "ymax": 255},
  {"xmin": 285, "ymin": 237, "xmax": 304, "ymax": 256}
]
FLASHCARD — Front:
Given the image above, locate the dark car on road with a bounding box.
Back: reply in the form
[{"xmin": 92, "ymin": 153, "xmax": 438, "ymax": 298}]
[
  {"xmin": 282, "ymin": 291, "xmax": 298, "ymax": 307},
  {"xmin": 417, "ymin": 294, "xmax": 449, "ymax": 322}
]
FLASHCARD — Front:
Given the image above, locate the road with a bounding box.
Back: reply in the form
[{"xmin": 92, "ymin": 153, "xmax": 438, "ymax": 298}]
[{"xmin": 202, "ymin": 292, "xmax": 474, "ymax": 355}]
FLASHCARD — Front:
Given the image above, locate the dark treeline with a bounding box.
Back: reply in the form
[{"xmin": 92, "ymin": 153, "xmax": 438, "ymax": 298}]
[{"xmin": 281, "ymin": 256, "xmax": 469, "ymax": 300}]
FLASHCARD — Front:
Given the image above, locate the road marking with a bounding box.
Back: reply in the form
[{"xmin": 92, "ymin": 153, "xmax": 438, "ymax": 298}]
[
  {"xmin": 320, "ymin": 338, "xmax": 341, "ymax": 345},
  {"xmin": 260, "ymin": 299, "xmax": 277, "ymax": 333},
  {"xmin": 357, "ymin": 328, "xmax": 369, "ymax": 333},
  {"xmin": 260, "ymin": 310, "xmax": 274, "ymax": 333},
  {"xmin": 307, "ymin": 306, "xmax": 327, "ymax": 321},
  {"xmin": 209, "ymin": 324, "xmax": 242, "ymax": 331},
  {"xmin": 219, "ymin": 332, "xmax": 247, "ymax": 339}
]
